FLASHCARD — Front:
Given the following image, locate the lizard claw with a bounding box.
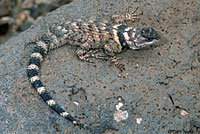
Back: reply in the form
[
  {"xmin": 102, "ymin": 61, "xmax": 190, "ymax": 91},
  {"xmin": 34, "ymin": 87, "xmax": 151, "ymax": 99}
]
[
  {"xmin": 110, "ymin": 56, "xmax": 125, "ymax": 71},
  {"xmin": 124, "ymin": 7, "xmax": 141, "ymax": 22}
]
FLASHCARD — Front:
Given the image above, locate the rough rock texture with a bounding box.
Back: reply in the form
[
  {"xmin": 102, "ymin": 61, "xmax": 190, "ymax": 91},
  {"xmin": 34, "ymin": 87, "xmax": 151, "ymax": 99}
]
[{"xmin": 0, "ymin": 0, "xmax": 199, "ymax": 133}]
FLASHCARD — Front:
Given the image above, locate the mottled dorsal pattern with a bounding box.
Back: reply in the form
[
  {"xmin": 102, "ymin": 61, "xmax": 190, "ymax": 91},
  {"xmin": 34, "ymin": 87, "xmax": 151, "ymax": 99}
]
[{"xmin": 27, "ymin": 8, "xmax": 160, "ymax": 133}]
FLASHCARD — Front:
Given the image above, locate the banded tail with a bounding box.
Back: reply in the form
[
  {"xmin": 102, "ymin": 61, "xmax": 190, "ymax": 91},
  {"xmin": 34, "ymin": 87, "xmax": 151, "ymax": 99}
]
[{"xmin": 27, "ymin": 34, "xmax": 91, "ymax": 130}]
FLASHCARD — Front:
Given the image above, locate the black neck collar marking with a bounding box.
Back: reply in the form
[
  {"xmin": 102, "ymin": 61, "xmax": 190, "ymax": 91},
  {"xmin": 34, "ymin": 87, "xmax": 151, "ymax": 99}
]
[
  {"xmin": 116, "ymin": 25, "xmax": 128, "ymax": 50},
  {"xmin": 117, "ymin": 32, "xmax": 127, "ymax": 50}
]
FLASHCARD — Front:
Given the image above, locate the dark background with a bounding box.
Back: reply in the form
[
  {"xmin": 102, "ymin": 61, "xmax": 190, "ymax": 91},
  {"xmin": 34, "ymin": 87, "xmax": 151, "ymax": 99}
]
[{"xmin": 0, "ymin": 0, "xmax": 75, "ymax": 44}]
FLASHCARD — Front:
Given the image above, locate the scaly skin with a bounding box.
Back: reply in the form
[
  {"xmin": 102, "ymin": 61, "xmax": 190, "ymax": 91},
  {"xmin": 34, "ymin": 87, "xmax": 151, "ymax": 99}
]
[{"xmin": 27, "ymin": 8, "xmax": 160, "ymax": 133}]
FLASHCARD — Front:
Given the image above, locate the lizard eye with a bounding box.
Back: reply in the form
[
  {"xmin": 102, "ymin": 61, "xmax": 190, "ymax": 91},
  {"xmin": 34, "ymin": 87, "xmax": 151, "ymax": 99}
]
[
  {"xmin": 147, "ymin": 38, "xmax": 153, "ymax": 42},
  {"xmin": 127, "ymin": 27, "xmax": 160, "ymax": 49}
]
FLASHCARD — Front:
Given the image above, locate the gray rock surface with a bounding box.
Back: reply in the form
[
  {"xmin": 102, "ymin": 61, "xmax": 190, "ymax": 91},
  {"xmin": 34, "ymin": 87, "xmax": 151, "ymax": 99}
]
[{"xmin": 0, "ymin": 0, "xmax": 199, "ymax": 133}]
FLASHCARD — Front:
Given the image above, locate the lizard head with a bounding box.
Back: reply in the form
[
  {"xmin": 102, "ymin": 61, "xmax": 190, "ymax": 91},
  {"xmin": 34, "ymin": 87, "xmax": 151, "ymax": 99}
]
[{"xmin": 123, "ymin": 27, "xmax": 160, "ymax": 50}]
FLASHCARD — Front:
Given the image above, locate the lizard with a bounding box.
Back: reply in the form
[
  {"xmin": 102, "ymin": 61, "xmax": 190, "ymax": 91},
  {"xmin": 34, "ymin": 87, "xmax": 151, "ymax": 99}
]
[{"xmin": 27, "ymin": 7, "xmax": 160, "ymax": 132}]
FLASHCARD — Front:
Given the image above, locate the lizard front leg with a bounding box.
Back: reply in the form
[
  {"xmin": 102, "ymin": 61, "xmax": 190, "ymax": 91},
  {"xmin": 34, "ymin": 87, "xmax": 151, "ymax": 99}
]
[
  {"xmin": 76, "ymin": 46, "xmax": 108, "ymax": 63},
  {"xmin": 103, "ymin": 43, "xmax": 125, "ymax": 71},
  {"xmin": 111, "ymin": 7, "xmax": 141, "ymax": 24},
  {"xmin": 110, "ymin": 56, "xmax": 125, "ymax": 72}
]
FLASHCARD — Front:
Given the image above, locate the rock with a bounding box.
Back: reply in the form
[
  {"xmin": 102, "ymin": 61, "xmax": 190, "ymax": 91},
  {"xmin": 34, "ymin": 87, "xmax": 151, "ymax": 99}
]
[{"xmin": 0, "ymin": 0, "xmax": 199, "ymax": 133}]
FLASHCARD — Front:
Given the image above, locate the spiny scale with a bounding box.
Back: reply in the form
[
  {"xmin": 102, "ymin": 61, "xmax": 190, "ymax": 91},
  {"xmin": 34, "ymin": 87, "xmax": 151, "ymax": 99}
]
[
  {"xmin": 27, "ymin": 19, "xmax": 128, "ymax": 130},
  {"xmin": 27, "ymin": 11, "xmax": 160, "ymax": 132}
]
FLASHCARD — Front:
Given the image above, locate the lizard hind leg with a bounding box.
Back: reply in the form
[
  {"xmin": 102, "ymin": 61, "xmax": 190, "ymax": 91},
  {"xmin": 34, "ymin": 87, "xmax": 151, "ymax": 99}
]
[
  {"xmin": 76, "ymin": 47, "xmax": 93, "ymax": 63},
  {"xmin": 76, "ymin": 47, "xmax": 108, "ymax": 63}
]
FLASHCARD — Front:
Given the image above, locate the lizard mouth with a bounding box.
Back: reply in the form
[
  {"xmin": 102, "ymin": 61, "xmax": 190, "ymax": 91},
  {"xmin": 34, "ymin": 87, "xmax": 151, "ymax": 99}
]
[
  {"xmin": 134, "ymin": 36, "xmax": 159, "ymax": 48},
  {"xmin": 130, "ymin": 27, "xmax": 160, "ymax": 49}
]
